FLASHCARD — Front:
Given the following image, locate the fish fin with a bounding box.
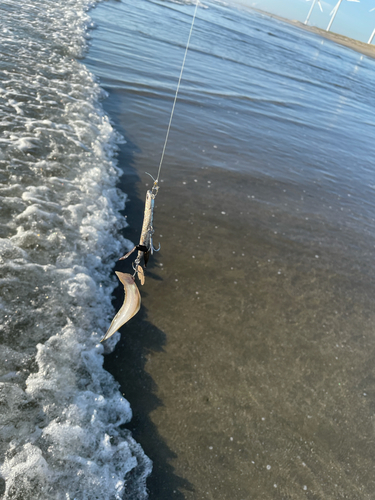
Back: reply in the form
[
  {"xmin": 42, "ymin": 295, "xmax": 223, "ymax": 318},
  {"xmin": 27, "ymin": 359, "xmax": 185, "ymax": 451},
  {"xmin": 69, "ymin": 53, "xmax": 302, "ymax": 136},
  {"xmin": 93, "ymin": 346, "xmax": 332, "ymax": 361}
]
[
  {"xmin": 119, "ymin": 247, "xmax": 136, "ymax": 261},
  {"xmin": 137, "ymin": 265, "xmax": 145, "ymax": 285},
  {"xmin": 144, "ymin": 249, "xmax": 151, "ymax": 267}
]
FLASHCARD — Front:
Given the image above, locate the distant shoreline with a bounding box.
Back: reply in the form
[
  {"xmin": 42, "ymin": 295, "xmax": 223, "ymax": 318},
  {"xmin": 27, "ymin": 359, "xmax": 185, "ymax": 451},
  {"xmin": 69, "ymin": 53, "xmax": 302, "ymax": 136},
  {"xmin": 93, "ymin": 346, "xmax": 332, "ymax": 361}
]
[{"xmin": 252, "ymin": 7, "xmax": 375, "ymax": 60}]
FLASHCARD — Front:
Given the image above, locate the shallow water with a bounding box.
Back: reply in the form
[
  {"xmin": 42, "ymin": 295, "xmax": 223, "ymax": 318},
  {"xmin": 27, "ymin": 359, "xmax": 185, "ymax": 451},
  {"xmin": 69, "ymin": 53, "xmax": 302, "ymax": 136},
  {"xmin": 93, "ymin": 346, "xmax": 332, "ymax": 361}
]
[
  {"xmin": 2, "ymin": 0, "xmax": 375, "ymax": 497},
  {"xmin": 85, "ymin": 0, "xmax": 375, "ymax": 498}
]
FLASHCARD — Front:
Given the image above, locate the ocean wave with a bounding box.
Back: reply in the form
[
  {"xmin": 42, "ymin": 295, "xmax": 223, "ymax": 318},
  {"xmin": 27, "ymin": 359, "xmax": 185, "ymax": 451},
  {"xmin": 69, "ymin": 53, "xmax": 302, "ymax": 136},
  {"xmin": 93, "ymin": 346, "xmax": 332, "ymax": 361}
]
[
  {"xmin": 149, "ymin": 0, "xmax": 209, "ymax": 9},
  {"xmin": 0, "ymin": 0, "xmax": 151, "ymax": 498}
]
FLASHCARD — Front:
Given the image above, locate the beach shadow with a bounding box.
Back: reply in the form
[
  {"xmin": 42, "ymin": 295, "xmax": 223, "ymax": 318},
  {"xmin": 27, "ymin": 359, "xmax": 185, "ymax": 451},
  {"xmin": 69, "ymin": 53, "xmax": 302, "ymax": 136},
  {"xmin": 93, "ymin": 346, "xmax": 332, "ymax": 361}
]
[
  {"xmin": 104, "ymin": 307, "xmax": 193, "ymax": 499},
  {"xmin": 102, "ymin": 132, "xmax": 193, "ymax": 499}
]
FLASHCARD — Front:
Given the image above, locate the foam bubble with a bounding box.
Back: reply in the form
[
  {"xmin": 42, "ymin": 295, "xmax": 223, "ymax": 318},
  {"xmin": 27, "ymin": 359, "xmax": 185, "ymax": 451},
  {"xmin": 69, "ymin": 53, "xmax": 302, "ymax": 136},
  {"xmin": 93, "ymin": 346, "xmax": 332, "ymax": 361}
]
[{"xmin": 0, "ymin": 0, "xmax": 151, "ymax": 497}]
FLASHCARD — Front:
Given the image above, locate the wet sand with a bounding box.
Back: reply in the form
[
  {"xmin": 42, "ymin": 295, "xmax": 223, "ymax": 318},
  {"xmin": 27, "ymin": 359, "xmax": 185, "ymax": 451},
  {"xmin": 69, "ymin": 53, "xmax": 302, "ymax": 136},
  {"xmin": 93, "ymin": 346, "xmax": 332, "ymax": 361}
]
[
  {"xmin": 105, "ymin": 153, "xmax": 375, "ymax": 499},
  {"xmin": 86, "ymin": 1, "xmax": 375, "ymax": 497}
]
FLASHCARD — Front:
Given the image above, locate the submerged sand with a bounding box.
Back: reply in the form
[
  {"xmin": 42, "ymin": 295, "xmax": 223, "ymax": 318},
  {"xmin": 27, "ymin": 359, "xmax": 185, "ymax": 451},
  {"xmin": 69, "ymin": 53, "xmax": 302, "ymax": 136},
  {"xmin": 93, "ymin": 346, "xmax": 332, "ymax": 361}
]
[{"xmin": 86, "ymin": 2, "xmax": 375, "ymax": 498}]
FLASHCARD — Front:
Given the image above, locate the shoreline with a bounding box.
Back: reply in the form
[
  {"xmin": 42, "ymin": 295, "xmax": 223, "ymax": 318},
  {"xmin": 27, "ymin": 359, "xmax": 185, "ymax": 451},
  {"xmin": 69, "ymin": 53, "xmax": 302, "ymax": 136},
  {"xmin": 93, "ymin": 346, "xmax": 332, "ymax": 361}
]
[{"xmin": 251, "ymin": 7, "xmax": 375, "ymax": 59}]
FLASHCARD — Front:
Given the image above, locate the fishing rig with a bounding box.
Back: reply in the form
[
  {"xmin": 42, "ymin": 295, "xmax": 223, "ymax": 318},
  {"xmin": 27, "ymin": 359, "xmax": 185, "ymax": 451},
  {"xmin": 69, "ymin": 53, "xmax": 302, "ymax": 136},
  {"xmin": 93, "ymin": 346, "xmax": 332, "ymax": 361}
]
[{"xmin": 101, "ymin": 0, "xmax": 199, "ymax": 342}]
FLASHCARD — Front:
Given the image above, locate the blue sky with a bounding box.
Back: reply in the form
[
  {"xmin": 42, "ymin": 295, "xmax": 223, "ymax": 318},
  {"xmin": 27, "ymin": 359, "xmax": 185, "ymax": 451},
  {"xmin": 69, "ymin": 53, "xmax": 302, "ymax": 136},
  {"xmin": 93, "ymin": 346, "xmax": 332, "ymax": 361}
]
[{"xmin": 231, "ymin": 0, "xmax": 375, "ymax": 43}]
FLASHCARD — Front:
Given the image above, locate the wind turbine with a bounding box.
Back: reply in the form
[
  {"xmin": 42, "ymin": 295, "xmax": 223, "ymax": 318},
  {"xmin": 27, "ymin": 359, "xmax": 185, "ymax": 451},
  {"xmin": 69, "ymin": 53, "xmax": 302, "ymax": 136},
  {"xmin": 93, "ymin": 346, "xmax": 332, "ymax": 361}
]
[
  {"xmin": 327, "ymin": 0, "xmax": 360, "ymax": 32},
  {"xmin": 368, "ymin": 7, "xmax": 375, "ymax": 44},
  {"xmin": 304, "ymin": 0, "xmax": 323, "ymax": 25}
]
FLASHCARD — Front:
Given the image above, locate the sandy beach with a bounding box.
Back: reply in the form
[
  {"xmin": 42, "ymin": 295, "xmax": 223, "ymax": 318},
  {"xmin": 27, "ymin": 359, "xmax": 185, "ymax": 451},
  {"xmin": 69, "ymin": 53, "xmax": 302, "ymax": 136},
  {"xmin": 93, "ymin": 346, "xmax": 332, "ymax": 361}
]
[
  {"xmin": 4, "ymin": 0, "xmax": 375, "ymax": 498},
  {"xmin": 259, "ymin": 9, "xmax": 375, "ymax": 60},
  {"xmin": 299, "ymin": 25, "xmax": 375, "ymax": 58}
]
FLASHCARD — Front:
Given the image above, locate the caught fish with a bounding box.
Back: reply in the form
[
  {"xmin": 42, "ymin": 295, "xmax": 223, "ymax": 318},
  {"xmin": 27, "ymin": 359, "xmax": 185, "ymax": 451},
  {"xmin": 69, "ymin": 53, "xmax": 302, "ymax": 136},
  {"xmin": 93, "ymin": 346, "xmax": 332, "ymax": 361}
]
[{"xmin": 100, "ymin": 272, "xmax": 141, "ymax": 342}]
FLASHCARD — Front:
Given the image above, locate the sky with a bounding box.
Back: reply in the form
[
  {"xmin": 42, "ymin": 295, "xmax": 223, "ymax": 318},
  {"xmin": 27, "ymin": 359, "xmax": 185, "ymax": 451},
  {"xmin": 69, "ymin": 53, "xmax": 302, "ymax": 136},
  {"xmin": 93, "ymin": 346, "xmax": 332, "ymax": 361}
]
[{"xmin": 231, "ymin": 0, "xmax": 375, "ymax": 43}]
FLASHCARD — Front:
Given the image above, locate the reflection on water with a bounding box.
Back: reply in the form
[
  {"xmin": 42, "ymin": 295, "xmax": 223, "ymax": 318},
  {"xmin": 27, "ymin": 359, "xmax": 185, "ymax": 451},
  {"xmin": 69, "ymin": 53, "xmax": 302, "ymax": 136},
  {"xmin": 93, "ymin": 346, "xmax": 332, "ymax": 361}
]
[{"xmin": 86, "ymin": 0, "xmax": 375, "ymax": 498}]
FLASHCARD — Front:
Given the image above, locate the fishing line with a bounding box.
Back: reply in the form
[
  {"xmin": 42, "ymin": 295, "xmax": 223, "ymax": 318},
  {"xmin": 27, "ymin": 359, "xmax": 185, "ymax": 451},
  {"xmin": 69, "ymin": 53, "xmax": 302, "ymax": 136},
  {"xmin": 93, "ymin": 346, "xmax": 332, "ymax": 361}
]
[
  {"xmin": 155, "ymin": 0, "xmax": 199, "ymax": 184},
  {"xmin": 102, "ymin": 1, "xmax": 200, "ymax": 341}
]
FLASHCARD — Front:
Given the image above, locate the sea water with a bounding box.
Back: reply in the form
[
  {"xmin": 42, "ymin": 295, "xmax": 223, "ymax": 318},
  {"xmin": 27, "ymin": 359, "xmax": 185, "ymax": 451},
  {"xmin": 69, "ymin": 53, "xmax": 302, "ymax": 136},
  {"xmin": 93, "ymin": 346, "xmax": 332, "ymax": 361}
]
[
  {"xmin": 84, "ymin": 0, "xmax": 375, "ymax": 498},
  {"xmin": 3, "ymin": 0, "xmax": 375, "ymax": 498},
  {"xmin": 0, "ymin": 0, "xmax": 151, "ymax": 498}
]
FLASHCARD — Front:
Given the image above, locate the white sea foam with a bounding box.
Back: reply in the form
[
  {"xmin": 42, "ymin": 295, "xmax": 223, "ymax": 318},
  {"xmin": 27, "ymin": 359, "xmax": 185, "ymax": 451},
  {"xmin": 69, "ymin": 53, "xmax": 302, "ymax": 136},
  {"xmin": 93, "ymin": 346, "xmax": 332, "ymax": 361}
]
[{"xmin": 0, "ymin": 0, "xmax": 151, "ymax": 498}]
